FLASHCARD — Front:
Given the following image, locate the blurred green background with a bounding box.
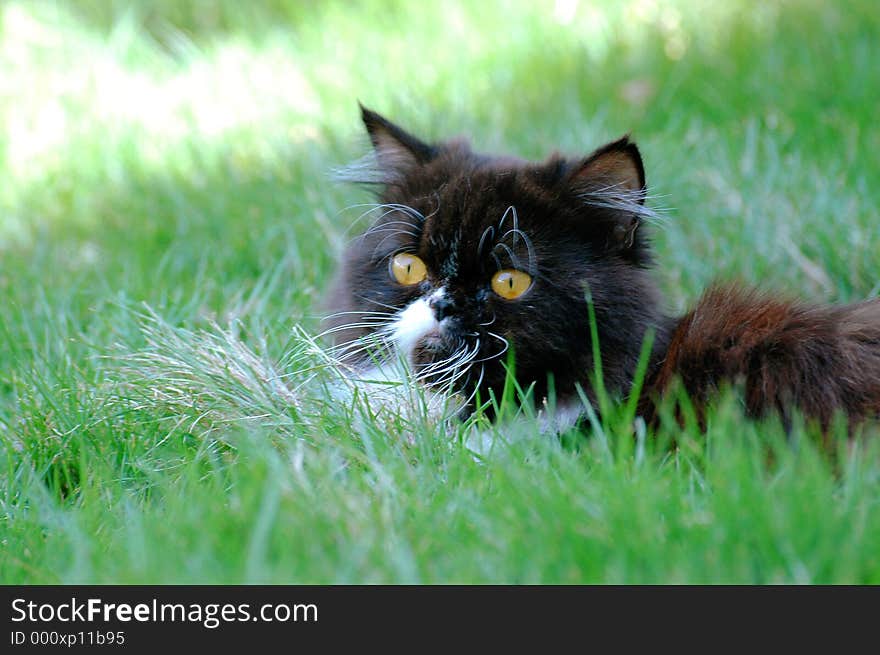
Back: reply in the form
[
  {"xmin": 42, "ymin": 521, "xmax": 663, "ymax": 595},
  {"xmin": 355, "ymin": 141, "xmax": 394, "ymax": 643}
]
[
  {"xmin": 4, "ymin": 0, "xmax": 878, "ymax": 317},
  {"xmin": 2, "ymin": 0, "xmax": 879, "ymax": 583}
]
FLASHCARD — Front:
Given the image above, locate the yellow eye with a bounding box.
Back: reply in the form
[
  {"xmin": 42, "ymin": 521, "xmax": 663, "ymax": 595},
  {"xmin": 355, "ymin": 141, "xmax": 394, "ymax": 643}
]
[
  {"xmin": 491, "ymin": 269, "xmax": 532, "ymax": 300},
  {"xmin": 389, "ymin": 253, "xmax": 427, "ymax": 286}
]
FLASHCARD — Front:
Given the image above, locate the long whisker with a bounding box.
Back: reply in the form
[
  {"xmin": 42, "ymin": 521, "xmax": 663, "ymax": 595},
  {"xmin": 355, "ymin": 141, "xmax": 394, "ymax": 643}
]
[
  {"xmin": 340, "ymin": 202, "xmax": 387, "ymax": 221},
  {"xmin": 371, "ymin": 229, "xmax": 421, "ymax": 261},
  {"xmin": 425, "ymin": 347, "xmax": 473, "ymax": 380},
  {"xmin": 342, "ymin": 205, "xmax": 425, "ymax": 247},
  {"xmin": 416, "ymin": 341, "xmax": 474, "ymax": 383},
  {"xmin": 459, "ymin": 363, "xmax": 486, "ymax": 414},
  {"xmin": 315, "ymin": 320, "xmax": 393, "ymax": 340},
  {"xmin": 473, "ymin": 330, "xmax": 509, "ymax": 363},
  {"xmin": 416, "ymin": 343, "xmax": 463, "ymax": 369},
  {"xmin": 355, "ymin": 295, "xmax": 402, "ymax": 312},
  {"xmin": 510, "ymin": 206, "xmax": 519, "ymax": 248},
  {"xmin": 320, "ymin": 313, "xmax": 392, "ymax": 326},
  {"xmin": 365, "ymin": 219, "xmax": 422, "ymax": 236},
  {"xmin": 343, "ymin": 202, "xmax": 426, "ymax": 225},
  {"xmin": 578, "ymin": 183, "xmax": 670, "ymax": 226},
  {"xmin": 499, "ymin": 228, "xmax": 535, "ymax": 272},
  {"xmin": 328, "ymin": 337, "xmax": 393, "ymax": 365},
  {"xmin": 340, "ymin": 203, "xmax": 403, "ymax": 236},
  {"xmin": 492, "ymin": 242, "xmax": 523, "ymax": 270},
  {"xmin": 477, "ymin": 225, "xmax": 495, "ymax": 257},
  {"xmin": 497, "ymin": 205, "xmax": 515, "ymax": 233},
  {"xmin": 328, "ymin": 334, "xmax": 389, "ymax": 355},
  {"xmin": 424, "ymin": 339, "xmax": 480, "ymax": 381},
  {"xmin": 382, "ymin": 203, "xmax": 426, "ymax": 222},
  {"xmin": 327, "ymin": 329, "xmax": 391, "ymax": 347}
]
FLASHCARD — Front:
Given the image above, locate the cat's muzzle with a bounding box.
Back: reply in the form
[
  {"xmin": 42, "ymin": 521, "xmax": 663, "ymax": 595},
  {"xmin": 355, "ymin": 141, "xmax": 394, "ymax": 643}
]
[{"xmin": 410, "ymin": 325, "xmax": 476, "ymax": 390}]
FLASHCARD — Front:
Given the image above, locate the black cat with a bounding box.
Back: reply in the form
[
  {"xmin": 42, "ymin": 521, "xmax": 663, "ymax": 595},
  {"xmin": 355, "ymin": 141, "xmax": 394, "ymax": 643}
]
[{"xmin": 325, "ymin": 106, "xmax": 880, "ymax": 433}]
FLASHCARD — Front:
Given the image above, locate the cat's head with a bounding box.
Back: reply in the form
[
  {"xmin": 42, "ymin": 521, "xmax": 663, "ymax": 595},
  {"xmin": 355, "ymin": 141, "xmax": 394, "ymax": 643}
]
[{"xmin": 325, "ymin": 106, "xmax": 666, "ymax": 412}]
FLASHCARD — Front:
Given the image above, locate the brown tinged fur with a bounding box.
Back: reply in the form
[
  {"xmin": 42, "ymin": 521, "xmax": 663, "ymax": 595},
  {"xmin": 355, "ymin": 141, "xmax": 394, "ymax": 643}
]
[{"xmin": 643, "ymin": 284, "xmax": 880, "ymax": 431}]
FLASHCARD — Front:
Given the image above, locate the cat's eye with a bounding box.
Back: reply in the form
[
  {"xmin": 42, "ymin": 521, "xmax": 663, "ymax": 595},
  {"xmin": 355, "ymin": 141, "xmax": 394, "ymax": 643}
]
[
  {"xmin": 389, "ymin": 253, "xmax": 427, "ymax": 286},
  {"xmin": 491, "ymin": 269, "xmax": 532, "ymax": 300}
]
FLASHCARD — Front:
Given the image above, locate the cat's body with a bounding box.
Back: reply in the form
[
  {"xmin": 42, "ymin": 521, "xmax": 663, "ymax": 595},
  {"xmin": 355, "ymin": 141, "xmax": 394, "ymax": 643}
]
[
  {"xmin": 325, "ymin": 106, "xmax": 880, "ymax": 433},
  {"xmin": 643, "ymin": 284, "xmax": 880, "ymax": 432}
]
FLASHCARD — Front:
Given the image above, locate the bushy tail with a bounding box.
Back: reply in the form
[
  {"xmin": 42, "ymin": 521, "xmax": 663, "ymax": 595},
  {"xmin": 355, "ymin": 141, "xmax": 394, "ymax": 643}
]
[{"xmin": 646, "ymin": 284, "xmax": 880, "ymax": 429}]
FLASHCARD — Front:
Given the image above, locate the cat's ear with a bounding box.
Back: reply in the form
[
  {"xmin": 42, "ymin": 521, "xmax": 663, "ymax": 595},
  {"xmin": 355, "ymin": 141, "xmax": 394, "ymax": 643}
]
[
  {"xmin": 568, "ymin": 136, "xmax": 647, "ymax": 249},
  {"xmin": 572, "ymin": 136, "xmax": 645, "ymax": 197},
  {"xmin": 360, "ymin": 104, "xmax": 436, "ymax": 180}
]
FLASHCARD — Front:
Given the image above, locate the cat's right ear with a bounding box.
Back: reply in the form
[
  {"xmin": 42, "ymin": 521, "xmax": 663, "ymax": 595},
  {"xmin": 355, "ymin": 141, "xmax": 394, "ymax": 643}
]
[
  {"xmin": 566, "ymin": 136, "xmax": 649, "ymax": 249},
  {"xmin": 570, "ymin": 136, "xmax": 646, "ymax": 198},
  {"xmin": 360, "ymin": 104, "xmax": 436, "ymax": 180}
]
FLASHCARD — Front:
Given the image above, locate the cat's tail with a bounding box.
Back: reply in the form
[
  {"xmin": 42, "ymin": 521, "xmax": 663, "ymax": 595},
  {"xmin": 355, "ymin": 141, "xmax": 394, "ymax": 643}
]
[{"xmin": 645, "ymin": 284, "xmax": 880, "ymax": 431}]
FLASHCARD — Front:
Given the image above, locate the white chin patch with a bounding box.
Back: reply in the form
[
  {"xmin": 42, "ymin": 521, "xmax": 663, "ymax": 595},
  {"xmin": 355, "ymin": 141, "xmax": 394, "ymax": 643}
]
[{"xmin": 390, "ymin": 296, "xmax": 439, "ymax": 359}]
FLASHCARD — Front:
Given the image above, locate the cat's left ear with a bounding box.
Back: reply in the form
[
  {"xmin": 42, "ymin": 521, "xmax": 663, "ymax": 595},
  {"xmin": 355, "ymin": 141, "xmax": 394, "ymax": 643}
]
[
  {"xmin": 568, "ymin": 136, "xmax": 646, "ymax": 248},
  {"xmin": 360, "ymin": 104, "xmax": 436, "ymax": 181}
]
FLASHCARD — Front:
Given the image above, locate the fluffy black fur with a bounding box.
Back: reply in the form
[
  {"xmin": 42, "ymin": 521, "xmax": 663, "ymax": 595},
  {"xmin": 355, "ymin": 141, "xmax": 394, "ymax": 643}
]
[{"xmin": 325, "ymin": 107, "xmax": 880, "ymax": 429}]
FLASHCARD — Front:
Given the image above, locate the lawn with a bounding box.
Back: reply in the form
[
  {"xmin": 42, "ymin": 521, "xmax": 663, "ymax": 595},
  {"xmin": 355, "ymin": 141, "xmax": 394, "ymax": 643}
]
[{"xmin": 2, "ymin": 0, "xmax": 879, "ymax": 584}]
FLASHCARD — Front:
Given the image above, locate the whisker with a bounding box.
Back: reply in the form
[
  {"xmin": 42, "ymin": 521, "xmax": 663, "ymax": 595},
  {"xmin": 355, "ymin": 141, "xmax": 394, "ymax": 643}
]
[
  {"xmin": 578, "ymin": 183, "xmax": 669, "ymax": 225},
  {"xmin": 320, "ymin": 309, "xmax": 394, "ymax": 322},
  {"xmin": 438, "ymin": 340, "xmax": 482, "ymax": 388},
  {"xmin": 423, "ymin": 198, "xmax": 440, "ymax": 222},
  {"xmin": 477, "ymin": 225, "xmax": 495, "ymax": 257},
  {"xmin": 497, "ymin": 205, "xmax": 515, "ymax": 233},
  {"xmin": 492, "ymin": 242, "xmax": 523, "ymax": 270},
  {"xmin": 319, "ymin": 336, "xmax": 378, "ymax": 353},
  {"xmin": 416, "ymin": 341, "xmax": 477, "ymax": 383},
  {"xmin": 473, "ymin": 330, "xmax": 509, "ymax": 363},
  {"xmin": 371, "ymin": 229, "xmax": 421, "ymax": 261},
  {"xmin": 499, "ymin": 228, "xmax": 535, "ymax": 273},
  {"xmin": 357, "ymin": 208, "xmax": 419, "ymax": 238},
  {"xmin": 356, "ymin": 295, "xmax": 402, "ymax": 312},
  {"xmin": 365, "ymin": 219, "xmax": 422, "ymax": 236},
  {"xmin": 439, "ymin": 338, "xmax": 480, "ymax": 373},
  {"xmin": 331, "ymin": 152, "xmax": 386, "ymax": 186},
  {"xmin": 382, "ymin": 203, "xmax": 426, "ymax": 222},
  {"xmin": 327, "ymin": 330, "xmax": 389, "ymax": 347},
  {"xmin": 458, "ymin": 363, "xmax": 486, "ymax": 415},
  {"xmin": 342, "ymin": 205, "xmax": 425, "ymax": 244},
  {"xmin": 340, "ymin": 203, "xmax": 400, "ymax": 236},
  {"xmin": 315, "ymin": 320, "xmax": 392, "ymax": 340},
  {"xmin": 416, "ymin": 343, "xmax": 468, "ymax": 376},
  {"xmin": 510, "ymin": 206, "xmax": 519, "ymax": 248},
  {"xmin": 319, "ymin": 321, "xmax": 390, "ymax": 336},
  {"xmin": 328, "ymin": 339, "xmax": 393, "ymax": 365},
  {"xmin": 328, "ymin": 335, "xmax": 389, "ymax": 354}
]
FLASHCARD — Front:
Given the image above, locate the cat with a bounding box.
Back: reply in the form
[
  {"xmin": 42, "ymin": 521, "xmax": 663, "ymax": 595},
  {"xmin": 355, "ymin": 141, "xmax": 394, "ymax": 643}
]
[{"xmin": 324, "ymin": 105, "xmax": 880, "ymax": 434}]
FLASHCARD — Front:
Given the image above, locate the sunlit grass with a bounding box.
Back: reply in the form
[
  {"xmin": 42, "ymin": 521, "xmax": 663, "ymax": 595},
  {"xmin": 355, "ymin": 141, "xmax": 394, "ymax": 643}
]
[{"xmin": 1, "ymin": 0, "xmax": 879, "ymax": 583}]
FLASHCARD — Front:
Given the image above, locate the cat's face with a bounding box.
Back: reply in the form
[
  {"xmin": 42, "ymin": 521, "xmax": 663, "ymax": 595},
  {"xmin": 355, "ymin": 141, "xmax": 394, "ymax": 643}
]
[{"xmin": 325, "ymin": 107, "xmax": 666, "ymax": 411}]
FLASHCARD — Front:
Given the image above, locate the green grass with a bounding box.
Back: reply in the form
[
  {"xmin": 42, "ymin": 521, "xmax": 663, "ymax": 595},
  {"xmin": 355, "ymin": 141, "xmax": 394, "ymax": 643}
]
[{"xmin": 2, "ymin": 0, "xmax": 880, "ymax": 584}]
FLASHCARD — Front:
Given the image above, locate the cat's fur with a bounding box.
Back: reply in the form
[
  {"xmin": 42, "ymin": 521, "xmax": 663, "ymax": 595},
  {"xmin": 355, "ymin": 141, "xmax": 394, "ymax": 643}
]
[{"xmin": 325, "ymin": 106, "xmax": 880, "ymax": 432}]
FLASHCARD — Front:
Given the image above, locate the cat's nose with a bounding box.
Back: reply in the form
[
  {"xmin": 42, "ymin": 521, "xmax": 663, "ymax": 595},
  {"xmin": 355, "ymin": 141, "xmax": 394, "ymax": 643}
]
[{"xmin": 429, "ymin": 295, "xmax": 456, "ymax": 321}]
